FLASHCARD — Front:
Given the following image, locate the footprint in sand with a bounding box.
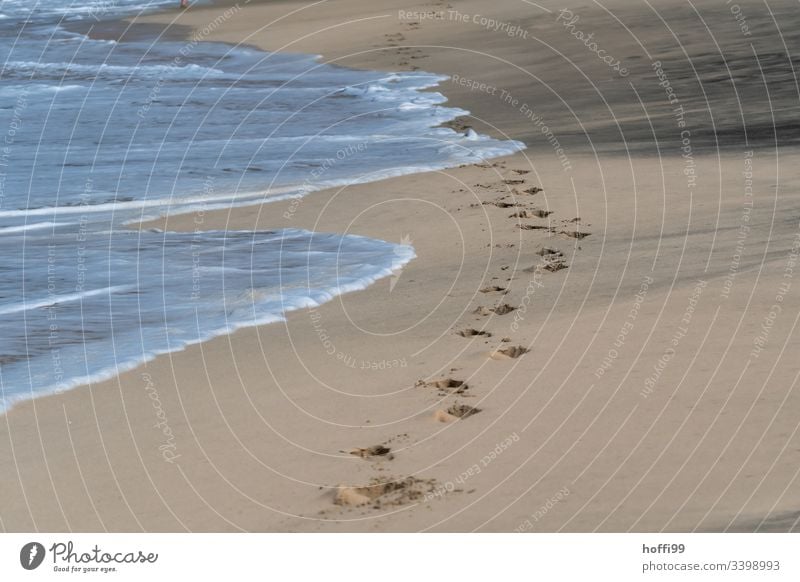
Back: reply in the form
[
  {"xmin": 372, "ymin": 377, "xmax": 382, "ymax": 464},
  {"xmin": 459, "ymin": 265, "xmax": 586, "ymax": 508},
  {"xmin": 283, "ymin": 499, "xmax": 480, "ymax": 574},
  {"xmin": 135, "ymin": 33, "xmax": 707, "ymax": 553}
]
[
  {"xmin": 519, "ymin": 224, "xmax": 555, "ymax": 232},
  {"xmin": 416, "ymin": 378, "xmax": 469, "ymax": 394},
  {"xmin": 524, "ymin": 186, "xmax": 543, "ymax": 194},
  {"xmin": 479, "ymin": 285, "xmax": 507, "ymax": 293},
  {"xmin": 509, "ymin": 207, "xmax": 551, "ymax": 218},
  {"xmin": 434, "ymin": 403, "xmax": 481, "ymax": 422},
  {"xmin": 536, "ymin": 246, "xmax": 562, "ymax": 256},
  {"xmin": 512, "ymin": 169, "xmax": 531, "ymax": 175},
  {"xmin": 457, "ymin": 328, "xmax": 491, "ymax": 338},
  {"xmin": 347, "ymin": 445, "xmax": 392, "ymax": 459},
  {"xmin": 490, "ymin": 345, "xmax": 529, "ymax": 360},
  {"xmin": 485, "ymin": 200, "xmax": 521, "ymax": 208},
  {"xmin": 561, "ymin": 230, "xmax": 591, "ymax": 239},
  {"xmin": 524, "ymin": 249, "xmax": 568, "ymax": 273},
  {"xmin": 509, "ymin": 210, "xmax": 532, "ymax": 218},
  {"xmin": 334, "ymin": 476, "xmax": 437, "ymax": 507},
  {"xmin": 539, "ymin": 260, "xmax": 569, "ymax": 272},
  {"xmin": 491, "ymin": 303, "xmax": 517, "ymax": 315},
  {"xmin": 448, "ymin": 403, "xmax": 481, "ymax": 418},
  {"xmin": 473, "ymin": 304, "xmax": 516, "ymax": 316}
]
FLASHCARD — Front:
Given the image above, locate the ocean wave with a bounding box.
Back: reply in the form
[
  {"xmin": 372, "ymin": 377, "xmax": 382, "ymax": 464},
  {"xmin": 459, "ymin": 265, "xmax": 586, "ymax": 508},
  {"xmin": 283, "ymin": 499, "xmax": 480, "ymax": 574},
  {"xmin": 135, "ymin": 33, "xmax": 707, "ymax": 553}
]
[
  {"xmin": 0, "ymin": 230, "xmax": 416, "ymax": 411},
  {"xmin": 0, "ymin": 185, "xmax": 300, "ymax": 219},
  {"xmin": 0, "ymin": 221, "xmax": 71, "ymax": 234},
  {"xmin": 4, "ymin": 60, "xmax": 224, "ymax": 80},
  {"xmin": 0, "ymin": 285, "xmax": 132, "ymax": 316},
  {"xmin": 0, "ymin": 83, "xmax": 84, "ymax": 97}
]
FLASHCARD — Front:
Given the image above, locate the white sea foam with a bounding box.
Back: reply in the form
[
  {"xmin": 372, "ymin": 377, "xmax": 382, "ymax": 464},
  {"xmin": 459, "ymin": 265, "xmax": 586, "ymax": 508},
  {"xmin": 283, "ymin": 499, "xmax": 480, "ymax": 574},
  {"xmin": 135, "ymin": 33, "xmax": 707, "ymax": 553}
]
[
  {"xmin": 0, "ymin": 221, "xmax": 71, "ymax": 233},
  {"xmin": 5, "ymin": 60, "xmax": 225, "ymax": 79},
  {"xmin": 0, "ymin": 285, "xmax": 133, "ymax": 316}
]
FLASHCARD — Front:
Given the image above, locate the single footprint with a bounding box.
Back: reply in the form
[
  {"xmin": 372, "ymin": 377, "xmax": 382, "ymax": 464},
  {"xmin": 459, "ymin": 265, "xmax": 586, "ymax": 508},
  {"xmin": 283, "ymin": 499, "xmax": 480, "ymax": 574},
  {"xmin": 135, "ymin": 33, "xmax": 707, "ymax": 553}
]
[
  {"xmin": 490, "ymin": 345, "xmax": 529, "ymax": 359},
  {"xmin": 524, "ymin": 186, "xmax": 543, "ymax": 194},
  {"xmin": 536, "ymin": 246, "xmax": 562, "ymax": 256},
  {"xmin": 561, "ymin": 230, "xmax": 591, "ymax": 239},
  {"xmin": 519, "ymin": 224, "xmax": 555, "ymax": 232},
  {"xmin": 457, "ymin": 328, "xmax": 492, "ymax": 337},
  {"xmin": 334, "ymin": 476, "xmax": 436, "ymax": 507},
  {"xmin": 347, "ymin": 445, "xmax": 392, "ymax": 459},
  {"xmin": 434, "ymin": 403, "xmax": 481, "ymax": 422},
  {"xmin": 512, "ymin": 169, "xmax": 531, "ymax": 175},
  {"xmin": 480, "ymin": 285, "xmax": 507, "ymax": 293},
  {"xmin": 491, "ymin": 303, "xmax": 517, "ymax": 315},
  {"xmin": 509, "ymin": 210, "xmax": 532, "ymax": 218},
  {"xmin": 526, "ymin": 250, "xmax": 567, "ymax": 273},
  {"xmin": 502, "ymin": 179, "xmax": 525, "ymax": 185},
  {"xmin": 530, "ymin": 209, "xmax": 553, "ymax": 218},
  {"xmin": 448, "ymin": 404, "xmax": 480, "ymax": 418},
  {"xmin": 539, "ymin": 260, "xmax": 568, "ymax": 272},
  {"xmin": 416, "ymin": 378, "xmax": 469, "ymax": 394},
  {"xmin": 486, "ymin": 200, "xmax": 521, "ymax": 208}
]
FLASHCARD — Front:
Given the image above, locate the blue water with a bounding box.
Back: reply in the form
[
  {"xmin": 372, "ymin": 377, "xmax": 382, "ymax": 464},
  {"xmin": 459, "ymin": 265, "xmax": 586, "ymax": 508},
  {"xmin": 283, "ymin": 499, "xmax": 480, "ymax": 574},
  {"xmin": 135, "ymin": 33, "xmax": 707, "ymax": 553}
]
[{"xmin": 0, "ymin": 0, "xmax": 524, "ymax": 408}]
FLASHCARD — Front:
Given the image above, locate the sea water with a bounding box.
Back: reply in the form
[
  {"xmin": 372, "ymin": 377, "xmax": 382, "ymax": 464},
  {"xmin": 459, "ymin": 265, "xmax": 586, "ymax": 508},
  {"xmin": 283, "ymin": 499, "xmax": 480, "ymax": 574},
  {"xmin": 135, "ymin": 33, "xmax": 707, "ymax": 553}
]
[{"xmin": 0, "ymin": 0, "xmax": 524, "ymax": 408}]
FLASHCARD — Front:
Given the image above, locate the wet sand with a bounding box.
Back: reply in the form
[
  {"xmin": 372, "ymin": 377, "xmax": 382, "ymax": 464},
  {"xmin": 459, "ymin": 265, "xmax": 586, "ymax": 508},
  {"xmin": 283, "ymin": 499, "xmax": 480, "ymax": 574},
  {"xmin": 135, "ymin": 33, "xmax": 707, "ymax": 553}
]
[{"xmin": 2, "ymin": 0, "xmax": 800, "ymax": 532}]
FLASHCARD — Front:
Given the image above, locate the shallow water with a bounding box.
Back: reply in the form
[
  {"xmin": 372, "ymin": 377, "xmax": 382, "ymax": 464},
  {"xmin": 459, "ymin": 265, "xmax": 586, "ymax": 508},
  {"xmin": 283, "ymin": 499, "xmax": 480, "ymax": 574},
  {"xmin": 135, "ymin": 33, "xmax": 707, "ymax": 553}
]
[{"xmin": 0, "ymin": 0, "xmax": 524, "ymax": 407}]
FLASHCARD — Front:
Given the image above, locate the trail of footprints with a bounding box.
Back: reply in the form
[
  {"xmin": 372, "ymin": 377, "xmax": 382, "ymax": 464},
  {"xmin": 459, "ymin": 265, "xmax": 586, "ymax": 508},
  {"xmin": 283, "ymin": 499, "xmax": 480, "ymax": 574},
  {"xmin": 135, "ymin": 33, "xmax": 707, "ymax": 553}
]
[
  {"xmin": 380, "ymin": 0, "xmax": 453, "ymax": 71},
  {"xmin": 332, "ymin": 162, "xmax": 590, "ymax": 511},
  {"xmin": 380, "ymin": 31, "xmax": 428, "ymax": 70}
]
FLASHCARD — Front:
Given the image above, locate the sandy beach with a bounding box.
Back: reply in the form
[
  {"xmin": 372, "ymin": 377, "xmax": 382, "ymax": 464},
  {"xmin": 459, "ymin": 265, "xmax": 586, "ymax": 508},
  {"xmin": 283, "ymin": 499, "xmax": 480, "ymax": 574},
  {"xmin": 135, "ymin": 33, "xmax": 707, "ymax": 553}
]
[{"xmin": 2, "ymin": 0, "xmax": 800, "ymax": 532}]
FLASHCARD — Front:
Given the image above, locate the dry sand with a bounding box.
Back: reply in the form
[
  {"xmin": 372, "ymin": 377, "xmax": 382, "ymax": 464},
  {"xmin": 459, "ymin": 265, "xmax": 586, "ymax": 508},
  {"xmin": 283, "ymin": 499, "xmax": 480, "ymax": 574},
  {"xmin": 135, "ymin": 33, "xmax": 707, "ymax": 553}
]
[{"xmin": 2, "ymin": 0, "xmax": 800, "ymax": 532}]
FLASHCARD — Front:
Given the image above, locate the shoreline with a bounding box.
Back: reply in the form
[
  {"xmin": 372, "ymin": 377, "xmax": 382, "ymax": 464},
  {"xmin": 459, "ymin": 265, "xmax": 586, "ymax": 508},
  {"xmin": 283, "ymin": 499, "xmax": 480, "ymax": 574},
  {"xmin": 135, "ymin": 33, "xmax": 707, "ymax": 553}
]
[
  {"xmin": 0, "ymin": 1, "xmax": 524, "ymax": 415},
  {"xmin": 2, "ymin": 0, "xmax": 800, "ymax": 532}
]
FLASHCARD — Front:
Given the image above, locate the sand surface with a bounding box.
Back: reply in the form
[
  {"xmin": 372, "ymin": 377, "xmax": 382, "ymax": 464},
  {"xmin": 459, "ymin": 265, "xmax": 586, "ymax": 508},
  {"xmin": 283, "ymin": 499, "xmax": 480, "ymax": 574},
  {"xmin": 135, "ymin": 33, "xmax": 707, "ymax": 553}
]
[{"xmin": 2, "ymin": 0, "xmax": 800, "ymax": 532}]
